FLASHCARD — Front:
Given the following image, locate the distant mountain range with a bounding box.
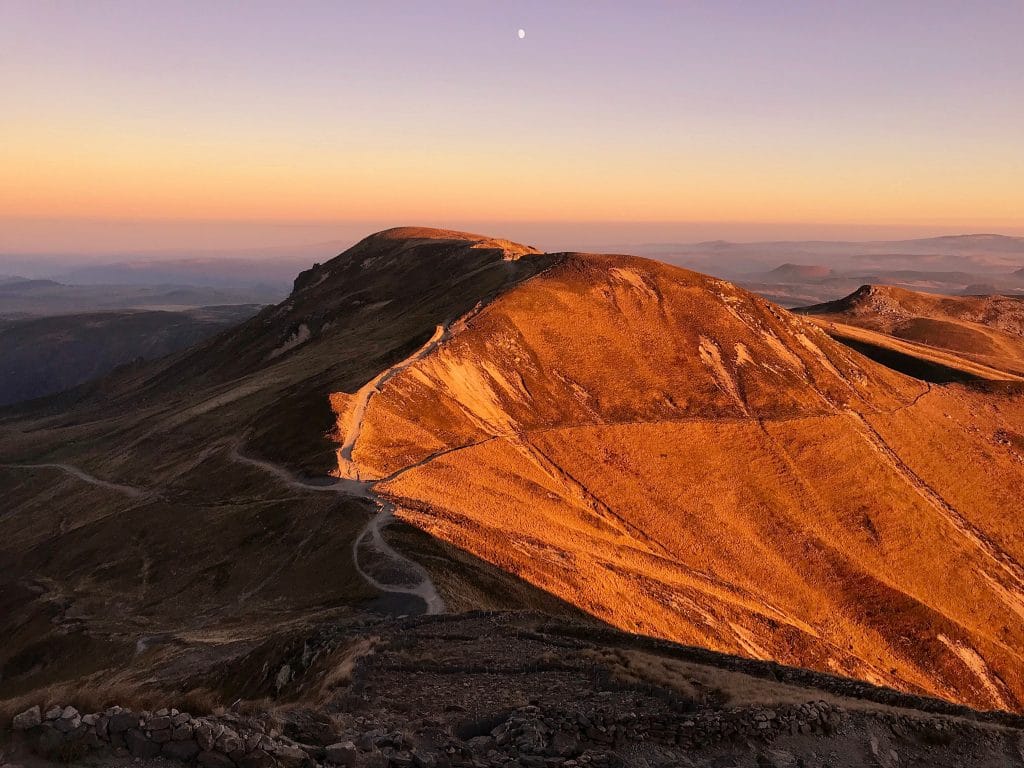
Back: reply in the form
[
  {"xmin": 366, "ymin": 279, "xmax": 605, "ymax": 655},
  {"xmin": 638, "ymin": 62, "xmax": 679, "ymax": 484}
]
[
  {"xmin": 0, "ymin": 305, "xmax": 261, "ymax": 406},
  {"xmin": 639, "ymin": 234, "xmax": 1024, "ymax": 277},
  {"xmin": 0, "ymin": 275, "xmax": 281, "ymax": 318}
]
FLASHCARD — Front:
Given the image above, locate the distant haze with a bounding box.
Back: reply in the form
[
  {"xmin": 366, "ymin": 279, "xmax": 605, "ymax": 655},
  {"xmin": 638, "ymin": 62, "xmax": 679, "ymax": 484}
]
[{"xmin": 6, "ymin": 218, "xmax": 1024, "ymax": 264}]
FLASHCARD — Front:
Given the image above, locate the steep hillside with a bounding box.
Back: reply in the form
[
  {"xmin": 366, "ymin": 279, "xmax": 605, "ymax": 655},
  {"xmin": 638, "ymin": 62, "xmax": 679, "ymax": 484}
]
[
  {"xmin": 333, "ymin": 250, "xmax": 1024, "ymax": 713},
  {"xmin": 798, "ymin": 285, "xmax": 1024, "ymax": 379}
]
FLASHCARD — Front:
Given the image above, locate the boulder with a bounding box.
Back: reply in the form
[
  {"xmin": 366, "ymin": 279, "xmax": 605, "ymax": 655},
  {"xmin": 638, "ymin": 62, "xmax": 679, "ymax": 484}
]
[
  {"xmin": 274, "ymin": 744, "xmax": 312, "ymax": 768},
  {"xmin": 152, "ymin": 728, "xmax": 173, "ymax": 743},
  {"xmin": 35, "ymin": 723, "xmax": 64, "ymax": 755},
  {"xmin": 357, "ymin": 730, "xmax": 385, "ymax": 751},
  {"xmin": 12, "ymin": 706, "xmax": 41, "ymax": 730},
  {"xmin": 245, "ymin": 732, "xmax": 264, "ymax": 752},
  {"xmin": 44, "ymin": 707, "xmax": 62, "ymax": 721},
  {"xmin": 465, "ymin": 735, "xmax": 494, "ymax": 754},
  {"xmin": 195, "ymin": 721, "xmax": 215, "ymax": 751},
  {"xmin": 550, "ymin": 731, "xmax": 581, "ymax": 757},
  {"xmin": 216, "ymin": 731, "xmax": 243, "ymax": 754},
  {"xmin": 198, "ymin": 751, "xmax": 237, "ymax": 768},
  {"xmin": 758, "ymin": 750, "xmax": 799, "ymax": 768},
  {"xmin": 126, "ymin": 728, "xmax": 162, "ymax": 759},
  {"xmin": 108, "ymin": 711, "xmax": 139, "ymax": 733},
  {"xmin": 163, "ymin": 739, "xmax": 201, "ymax": 761},
  {"xmin": 325, "ymin": 740, "xmax": 358, "ymax": 766},
  {"xmin": 149, "ymin": 715, "xmax": 172, "ymax": 731},
  {"xmin": 54, "ymin": 715, "xmax": 81, "ymax": 733},
  {"xmin": 173, "ymin": 723, "xmax": 194, "ymax": 740},
  {"xmin": 237, "ymin": 749, "xmax": 276, "ymax": 768},
  {"xmin": 82, "ymin": 729, "xmax": 104, "ymax": 749}
]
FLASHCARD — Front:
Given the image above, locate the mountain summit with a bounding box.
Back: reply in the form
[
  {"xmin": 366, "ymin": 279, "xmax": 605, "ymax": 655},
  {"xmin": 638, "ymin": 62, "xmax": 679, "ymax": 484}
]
[{"xmin": 3, "ymin": 228, "xmax": 1024, "ymax": 722}]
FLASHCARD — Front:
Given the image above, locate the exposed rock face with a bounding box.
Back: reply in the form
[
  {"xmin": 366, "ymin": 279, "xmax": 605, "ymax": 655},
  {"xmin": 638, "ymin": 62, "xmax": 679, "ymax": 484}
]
[{"xmin": 324, "ymin": 740, "xmax": 358, "ymax": 765}]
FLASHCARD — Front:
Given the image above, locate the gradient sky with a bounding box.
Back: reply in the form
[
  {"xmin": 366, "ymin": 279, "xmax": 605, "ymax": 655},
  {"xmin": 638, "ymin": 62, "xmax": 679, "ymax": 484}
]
[{"xmin": 3, "ymin": 1, "xmax": 1024, "ymax": 252}]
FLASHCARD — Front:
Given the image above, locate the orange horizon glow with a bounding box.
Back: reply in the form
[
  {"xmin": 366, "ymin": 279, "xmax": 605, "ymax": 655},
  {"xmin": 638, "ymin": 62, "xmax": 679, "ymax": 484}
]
[
  {"xmin": 3, "ymin": 3, "xmax": 1023, "ymax": 251},
  {"xmin": 4, "ymin": 122, "xmax": 1023, "ymax": 225}
]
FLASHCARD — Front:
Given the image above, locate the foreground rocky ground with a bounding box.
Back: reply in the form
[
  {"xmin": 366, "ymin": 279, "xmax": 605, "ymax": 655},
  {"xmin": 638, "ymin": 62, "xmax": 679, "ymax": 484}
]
[{"xmin": 4, "ymin": 612, "xmax": 1024, "ymax": 768}]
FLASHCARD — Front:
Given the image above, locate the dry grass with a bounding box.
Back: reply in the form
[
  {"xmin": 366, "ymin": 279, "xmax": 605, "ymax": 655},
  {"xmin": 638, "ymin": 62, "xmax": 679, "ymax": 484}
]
[
  {"xmin": 583, "ymin": 648, "xmax": 915, "ymax": 715},
  {"xmin": 803, "ymin": 285, "xmax": 1024, "ymax": 378},
  {"xmin": 814, "ymin": 320, "xmax": 1024, "ymax": 381},
  {"xmin": 0, "ymin": 679, "xmax": 232, "ymax": 731},
  {"xmin": 309, "ymin": 637, "xmax": 379, "ymax": 702},
  {"xmin": 348, "ymin": 255, "xmax": 1024, "ymax": 714},
  {"xmin": 1, "ymin": 679, "xmax": 161, "ymax": 726}
]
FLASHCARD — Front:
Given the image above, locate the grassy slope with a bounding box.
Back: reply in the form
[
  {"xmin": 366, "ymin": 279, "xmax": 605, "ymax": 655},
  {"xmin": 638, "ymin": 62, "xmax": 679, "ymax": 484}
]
[{"xmin": 345, "ymin": 254, "xmax": 1024, "ymax": 713}]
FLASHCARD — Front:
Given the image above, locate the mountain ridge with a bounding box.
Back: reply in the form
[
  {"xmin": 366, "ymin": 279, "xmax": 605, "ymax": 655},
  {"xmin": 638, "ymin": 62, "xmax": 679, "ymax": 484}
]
[{"xmin": 2, "ymin": 228, "xmax": 1024, "ymax": 724}]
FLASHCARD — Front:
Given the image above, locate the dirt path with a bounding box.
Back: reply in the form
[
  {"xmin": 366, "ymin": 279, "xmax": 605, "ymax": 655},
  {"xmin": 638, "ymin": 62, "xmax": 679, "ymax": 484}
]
[
  {"xmin": 336, "ymin": 324, "xmax": 446, "ymax": 480},
  {"xmin": 228, "ymin": 442, "xmax": 372, "ymax": 498},
  {"xmin": 847, "ymin": 409, "xmax": 1024, "ymax": 619},
  {"xmin": 229, "ymin": 324, "xmax": 458, "ymax": 615},
  {"xmin": 352, "ymin": 498, "xmax": 447, "ymax": 614},
  {"xmin": 230, "ymin": 442, "xmax": 446, "ymax": 614},
  {"xmin": 1, "ymin": 462, "xmax": 147, "ymax": 498}
]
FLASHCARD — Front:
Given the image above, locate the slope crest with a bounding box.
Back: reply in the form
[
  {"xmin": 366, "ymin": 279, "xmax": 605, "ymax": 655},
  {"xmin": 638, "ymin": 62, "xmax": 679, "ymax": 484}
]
[{"xmin": 343, "ymin": 254, "xmax": 918, "ymax": 479}]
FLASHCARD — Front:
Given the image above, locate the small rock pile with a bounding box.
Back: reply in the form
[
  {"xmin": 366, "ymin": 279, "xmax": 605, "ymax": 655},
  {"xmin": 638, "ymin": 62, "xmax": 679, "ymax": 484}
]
[
  {"xmin": 10, "ymin": 704, "xmax": 332, "ymax": 767},
  {"xmin": 11, "ymin": 698, "xmax": 849, "ymax": 768},
  {"xmin": 460, "ymin": 699, "xmax": 847, "ymax": 760},
  {"xmin": 7, "ymin": 696, "xmax": 996, "ymax": 768}
]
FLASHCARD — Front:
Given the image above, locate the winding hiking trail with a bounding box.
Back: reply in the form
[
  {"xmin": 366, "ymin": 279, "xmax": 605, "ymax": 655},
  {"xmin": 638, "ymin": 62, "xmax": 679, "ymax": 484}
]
[
  {"xmin": 230, "ymin": 324, "xmax": 453, "ymax": 615},
  {"xmin": 4, "ymin": 324, "xmax": 452, "ymax": 616},
  {"xmin": 231, "ymin": 442, "xmax": 446, "ymax": 615},
  {"xmin": 0, "ymin": 462, "xmax": 147, "ymax": 498}
]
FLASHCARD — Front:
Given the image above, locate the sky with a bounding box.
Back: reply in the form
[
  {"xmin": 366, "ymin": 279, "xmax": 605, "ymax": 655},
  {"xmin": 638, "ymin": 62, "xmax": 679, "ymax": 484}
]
[{"xmin": 2, "ymin": 0, "xmax": 1024, "ymax": 253}]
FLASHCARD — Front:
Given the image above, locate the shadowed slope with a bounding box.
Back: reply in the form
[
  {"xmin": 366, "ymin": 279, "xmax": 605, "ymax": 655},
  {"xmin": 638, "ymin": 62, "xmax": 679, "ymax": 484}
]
[
  {"xmin": 335, "ymin": 252, "xmax": 1024, "ymax": 713},
  {"xmin": 0, "ymin": 305, "xmax": 260, "ymax": 406}
]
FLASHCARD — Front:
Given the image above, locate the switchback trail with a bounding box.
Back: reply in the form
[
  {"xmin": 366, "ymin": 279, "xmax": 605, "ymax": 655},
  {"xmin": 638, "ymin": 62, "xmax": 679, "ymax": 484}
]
[
  {"xmin": 230, "ymin": 442, "xmax": 446, "ymax": 615},
  {"xmin": 231, "ymin": 323, "xmax": 455, "ymax": 615}
]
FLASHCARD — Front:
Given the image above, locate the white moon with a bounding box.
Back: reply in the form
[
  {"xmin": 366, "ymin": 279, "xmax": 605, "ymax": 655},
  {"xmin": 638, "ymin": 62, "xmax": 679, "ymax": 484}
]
[{"xmin": 517, "ymin": 28, "xmax": 526, "ymax": 39}]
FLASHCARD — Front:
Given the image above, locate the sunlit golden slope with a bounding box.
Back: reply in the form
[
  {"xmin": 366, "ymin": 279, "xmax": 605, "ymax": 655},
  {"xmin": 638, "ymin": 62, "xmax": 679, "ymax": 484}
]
[
  {"xmin": 798, "ymin": 285, "xmax": 1024, "ymax": 379},
  {"xmin": 334, "ymin": 250, "xmax": 1024, "ymax": 712}
]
